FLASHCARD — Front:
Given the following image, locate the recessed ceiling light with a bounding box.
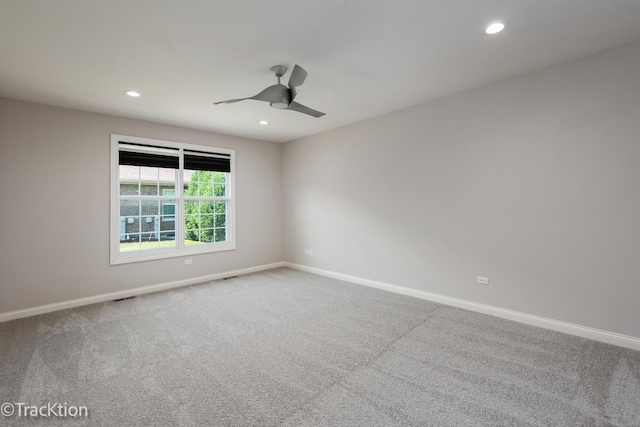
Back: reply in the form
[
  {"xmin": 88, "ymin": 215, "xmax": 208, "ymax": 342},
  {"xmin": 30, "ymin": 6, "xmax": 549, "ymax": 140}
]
[
  {"xmin": 125, "ymin": 90, "xmax": 141, "ymax": 97},
  {"xmin": 485, "ymin": 21, "xmax": 506, "ymax": 35},
  {"xmin": 259, "ymin": 120, "xmax": 269, "ymax": 125}
]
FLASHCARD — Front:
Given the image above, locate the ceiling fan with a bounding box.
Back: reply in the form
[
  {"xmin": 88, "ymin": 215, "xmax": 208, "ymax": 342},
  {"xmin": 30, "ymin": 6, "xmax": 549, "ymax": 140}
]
[{"xmin": 214, "ymin": 64, "xmax": 325, "ymax": 118}]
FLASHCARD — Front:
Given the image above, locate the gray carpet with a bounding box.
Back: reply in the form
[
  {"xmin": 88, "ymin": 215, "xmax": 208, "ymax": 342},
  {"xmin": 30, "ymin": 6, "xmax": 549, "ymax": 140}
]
[{"xmin": 1, "ymin": 267, "xmax": 639, "ymax": 426}]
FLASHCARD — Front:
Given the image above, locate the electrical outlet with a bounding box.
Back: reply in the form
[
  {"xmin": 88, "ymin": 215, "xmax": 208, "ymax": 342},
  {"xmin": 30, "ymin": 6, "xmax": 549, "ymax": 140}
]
[
  {"xmin": 304, "ymin": 249, "xmax": 310, "ymax": 255},
  {"xmin": 477, "ymin": 276, "xmax": 489, "ymax": 285},
  {"xmin": 309, "ymin": 249, "xmax": 313, "ymax": 256},
  {"xmin": 185, "ymin": 259, "xmax": 193, "ymax": 265}
]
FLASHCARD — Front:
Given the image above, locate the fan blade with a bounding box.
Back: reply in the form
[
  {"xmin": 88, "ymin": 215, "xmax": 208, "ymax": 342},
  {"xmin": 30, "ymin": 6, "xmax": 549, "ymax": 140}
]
[
  {"xmin": 285, "ymin": 101, "xmax": 325, "ymax": 118},
  {"xmin": 288, "ymin": 65, "xmax": 308, "ymax": 89},
  {"xmin": 214, "ymin": 84, "xmax": 288, "ymax": 106},
  {"xmin": 288, "ymin": 65, "xmax": 308, "ymax": 102},
  {"xmin": 213, "ymin": 98, "xmax": 250, "ymax": 105}
]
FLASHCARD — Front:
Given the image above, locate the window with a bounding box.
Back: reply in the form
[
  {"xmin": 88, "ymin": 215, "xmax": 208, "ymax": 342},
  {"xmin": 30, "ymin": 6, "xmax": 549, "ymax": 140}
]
[{"xmin": 110, "ymin": 134, "xmax": 235, "ymax": 264}]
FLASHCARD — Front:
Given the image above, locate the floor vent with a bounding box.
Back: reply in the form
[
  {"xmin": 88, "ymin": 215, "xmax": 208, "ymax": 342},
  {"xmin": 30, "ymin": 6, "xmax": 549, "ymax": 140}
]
[{"xmin": 113, "ymin": 296, "xmax": 136, "ymax": 302}]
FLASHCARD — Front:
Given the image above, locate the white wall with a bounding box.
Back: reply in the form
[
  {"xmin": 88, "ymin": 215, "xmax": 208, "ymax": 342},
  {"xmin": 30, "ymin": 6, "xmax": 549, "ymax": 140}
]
[
  {"xmin": 0, "ymin": 99, "xmax": 282, "ymax": 313},
  {"xmin": 282, "ymin": 41, "xmax": 640, "ymax": 338}
]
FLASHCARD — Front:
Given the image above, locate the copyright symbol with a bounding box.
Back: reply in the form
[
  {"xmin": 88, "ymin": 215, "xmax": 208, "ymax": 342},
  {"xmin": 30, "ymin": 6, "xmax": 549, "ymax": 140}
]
[{"xmin": 1, "ymin": 403, "xmax": 14, "ymax": 416}]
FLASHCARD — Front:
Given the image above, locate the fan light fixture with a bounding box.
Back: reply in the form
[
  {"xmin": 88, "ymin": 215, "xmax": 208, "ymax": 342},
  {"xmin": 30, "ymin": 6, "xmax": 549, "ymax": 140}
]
[
  {"xmin": 485, "ymin": 21, "xmax": 506, "ymax": 35},
  {"xmin": 270, "ymin": 102, "xmax": 288, "ymax": 109}
]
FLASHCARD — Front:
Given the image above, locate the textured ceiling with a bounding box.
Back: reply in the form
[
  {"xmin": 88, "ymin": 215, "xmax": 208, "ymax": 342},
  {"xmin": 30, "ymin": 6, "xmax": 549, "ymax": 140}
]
[{"xmin": 2, "ymin": 0, "xmax": 640, "ymax": 142}]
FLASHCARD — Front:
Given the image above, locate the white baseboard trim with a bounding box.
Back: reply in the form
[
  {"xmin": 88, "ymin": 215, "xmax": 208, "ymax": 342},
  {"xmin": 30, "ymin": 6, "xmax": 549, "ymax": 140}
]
[
  {"xmin": 284, "ymin": 262, "xmax": 640, "ymax": 351},
  {"xmin": 0, "ymin": 262, "xmax": 285, "ymax": 323}
]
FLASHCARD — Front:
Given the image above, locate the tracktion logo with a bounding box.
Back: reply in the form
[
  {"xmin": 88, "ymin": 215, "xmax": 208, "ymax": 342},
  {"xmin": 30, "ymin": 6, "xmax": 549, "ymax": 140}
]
[{"xmin": 2, "ymin": 402, "xmax": 89, "ymax": 418}]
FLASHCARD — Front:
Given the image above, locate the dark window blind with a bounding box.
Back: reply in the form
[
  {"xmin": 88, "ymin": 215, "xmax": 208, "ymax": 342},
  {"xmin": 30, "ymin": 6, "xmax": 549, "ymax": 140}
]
[
  {"xmin": 119, "ymin": 151, "xmax": 179, "ymax": 169},
  {"xmin": 184, "ymin": 153, "xmax": 231, "ymax": 173},
  {"xmin": 119, "ymin": 144, "xmax": 230, "ymax": 172}
]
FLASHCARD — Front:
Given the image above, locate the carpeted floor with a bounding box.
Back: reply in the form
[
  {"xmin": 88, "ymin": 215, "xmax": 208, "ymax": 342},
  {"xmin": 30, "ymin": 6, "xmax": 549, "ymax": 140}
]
[{"xmin": 1, "ymin": 267, "xmax": 639, "ymax": 426}]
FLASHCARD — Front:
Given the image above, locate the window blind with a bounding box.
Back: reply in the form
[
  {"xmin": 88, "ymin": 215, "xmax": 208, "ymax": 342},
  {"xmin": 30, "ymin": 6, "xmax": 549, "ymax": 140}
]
[
  {"xmin": 184, "ymin": 150, "xmax": 231, "ymax": 172},
  {"xmin": 119, "ymin": 143, "xmax": 180, "ymax": 169},
  {"xmin": 118, "ymin": 144, "xmax": 231, "ymax": 172},
  {"xmin": 119, "ymin": 151, "xmax": 179, "ymax": 169}
]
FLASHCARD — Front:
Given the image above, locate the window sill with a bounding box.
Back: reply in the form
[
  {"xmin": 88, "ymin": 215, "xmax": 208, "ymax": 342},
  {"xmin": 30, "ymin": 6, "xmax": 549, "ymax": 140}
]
[{"xmin": 110, "ymin": 241, "xmax": 236, "ymax": 265}]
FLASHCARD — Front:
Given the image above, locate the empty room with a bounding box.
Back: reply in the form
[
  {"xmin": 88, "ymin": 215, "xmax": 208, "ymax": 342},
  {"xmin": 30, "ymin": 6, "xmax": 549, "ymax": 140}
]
[{"xmin": 1, "ymin": 1, "xmax": 640, "ymax": 426}]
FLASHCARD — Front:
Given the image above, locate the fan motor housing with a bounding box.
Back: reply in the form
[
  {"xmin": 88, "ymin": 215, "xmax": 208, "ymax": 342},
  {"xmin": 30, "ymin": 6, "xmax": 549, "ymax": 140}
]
[{"xmin": 267, "ymin": 84, "xmax": 291, "ymax": 108}]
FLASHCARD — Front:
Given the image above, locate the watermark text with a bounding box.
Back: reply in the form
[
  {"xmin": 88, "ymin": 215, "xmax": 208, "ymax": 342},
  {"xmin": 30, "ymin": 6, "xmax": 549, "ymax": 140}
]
[{"xmin": 2, "ymin": 402, "xmax": 88, "ymax": 418}]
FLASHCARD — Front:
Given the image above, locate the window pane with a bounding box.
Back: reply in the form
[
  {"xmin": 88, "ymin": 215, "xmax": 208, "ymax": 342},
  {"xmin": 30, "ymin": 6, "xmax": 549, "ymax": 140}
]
[
  {"xmin": 183, "ymin": 170, "xmax": 218, "ymax": 197},
  {"xmin": 161, "ymin": 230, "xmax": 176, "ymax": 241},
  {"xmin": 160, "ymin": 208, "xmax": 175, "ymax": 238},
  {"xmin": 200, "ymin": 201, "xmax": 213, "ymax": 214},
  {"xmin": 185, "ymin": 215, "xmax": 199, "ymax": 230},
  {"xmin": 199, "ymin": 172, "xmax": 214, "ymax": 197},
  {"xmin": 141, "ymin": 232, "xmax": 156, "ymax": 242},
  {"xmin": 213, "ymin": 172, "xmax": 226, "ymax": 184},
  {"xmin": 120, "ymin": 200, "xmax": 139, "ymax": 216},
  {"xmin": 130, "ymin": 219, "xmax": 140, "ymax": 234},
  {"xmin": 198, "ymin": 186, "xmax": 213, "ymax": 197},
  {"xmin": 141, "ymin": 215, "xmax": 158, "ymax": 239},
  {"xmin": 119, "ymin": 166, "xmax": 140, "ymax": 196},
  {"xmin": 159, "ymin": 168, "xmax": 176, "ymax": 193},
  {"xmin": 186, "ymin": 230, "xmax": 200, "ymax": 245},
  {"xmin": 120, "ymin": 233, "xmax": 141, "ymax": 252},
  {"xmin": 120, "ymin": 232, "xmax": 139, "ymax": 242},
  {"xmin": 215, "ymin": 228, "xmax": 226, "ymax": 242},
  {"xmin": 200, "ymin": 228, "xmax": 214, "ymax": 243},
  {"xmin": 139, "ymin": 166, "xmax": 158, "ymax": 181},
  {"xmin": 161, "ymin": 199, "xmax": 176, "ymax": 221},
  {"xmin": 183, "ymin": 170, "xmax": 196, "ymax": 196},
  {"xmin": 119, "ymin": 201, "xmax": 140, "ymax": 247},
  {"xmin": 143, "ymin": 216, "xmax": 159, "ymax": 227},
  {"xmin": 141, "ymin": 200, "xmax": 159, "ymax": 216},
  {"xmin": 120, "ymin": 183, "xmax": 139, "ymax": 196},
  {"xmin": 141, "ymin": 184, "xmax": 158, "ymax": 196},
  {"xmin": 161, "ymin": 201, "xmax": 175, "ymax": 215},
  {"xmin": 141, "ymin": 186, "xmax": 156, "ymax": 197},
  {"xmin": 200, "ymin": 214, "xmax": 213, "ymax": 229},
  {"xmin": 134, "ymin": 200, "xmax": 161, "ymax": 248},
  {"xmin": 139, "ymin": 166, "xmax": 159, "ymax": 196},
  {"xmin": 213, "ymin": 184, "xmax": 225, "ymax": 197},
  {"xmin": 214, "ymin": 201, "xmax": 226, "ymax": 214},
  {"xmin": 183, "ymin": 171, "xmax": 192, "ymax": 188},
  {"xmin": 214, "ymin": 214, "xmax": 225, "ymax": 228}
]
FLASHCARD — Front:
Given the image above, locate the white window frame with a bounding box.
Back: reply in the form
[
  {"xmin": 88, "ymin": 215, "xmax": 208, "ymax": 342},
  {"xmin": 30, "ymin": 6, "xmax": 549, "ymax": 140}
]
[{"xmin": 110, "ymin": 134, "xmax": 236, "ymax": 265}]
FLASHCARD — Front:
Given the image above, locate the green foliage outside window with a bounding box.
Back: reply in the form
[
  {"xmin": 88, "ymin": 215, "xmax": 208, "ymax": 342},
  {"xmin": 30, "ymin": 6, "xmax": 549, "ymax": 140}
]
[{"xmin": 184, "ymin": 171, "xmax": 227, "ymax": 243}]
